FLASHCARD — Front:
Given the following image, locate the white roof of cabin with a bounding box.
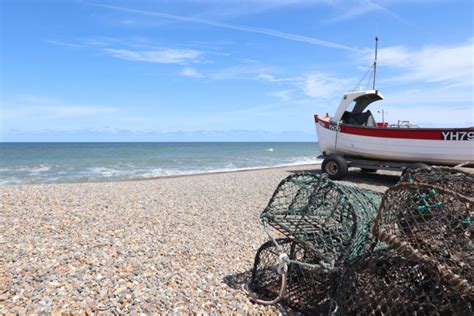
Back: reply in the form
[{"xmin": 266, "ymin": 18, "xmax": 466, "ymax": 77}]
[{"xmin": 332, "ymin": 90, "xmax": 384, "ymax": 122}]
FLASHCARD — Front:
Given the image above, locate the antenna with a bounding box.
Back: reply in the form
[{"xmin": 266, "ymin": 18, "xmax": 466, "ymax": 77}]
[{"xmin": 372, "ymin": 36, "xmax": 378, "ymax": 90}]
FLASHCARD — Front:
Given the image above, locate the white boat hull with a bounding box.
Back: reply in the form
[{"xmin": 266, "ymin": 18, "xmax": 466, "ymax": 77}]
[{"xmin": 316, "ymin": 119, "xmax": 474, "ymax": 166}]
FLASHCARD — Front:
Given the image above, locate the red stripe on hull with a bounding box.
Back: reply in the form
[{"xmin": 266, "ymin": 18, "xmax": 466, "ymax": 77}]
[
  {"xmin": 340, "ymin": 125, "xmax": 443, "ymax": 139},
  {"xmin": 314, "ymin": 115, "xmax": 474, "ymax": 141}
]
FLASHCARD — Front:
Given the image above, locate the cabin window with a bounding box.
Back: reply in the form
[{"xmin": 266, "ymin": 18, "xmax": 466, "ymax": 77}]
[{"xmin": 341, "ymin": 110, "xmax": 376, "ymax": 127}]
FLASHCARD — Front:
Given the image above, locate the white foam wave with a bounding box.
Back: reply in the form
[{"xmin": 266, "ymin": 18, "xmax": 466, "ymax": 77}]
[
  {"xmin": 87, "ymin": 166, "xmax": 138, "ymax": 178},
  {"xmin": 17, "ymin": 165, "xmax": 51, "ymax": 174},
  {"xmin": 0, "ymin": 157, "xmax": 323, "ymax": 186},
  {"xmin": 265, "ymin": 148, "xmax": 274, "ymax": 152},
  {"xmin": 137, "ymin": 158, "xmax": 322, "ymax": 179},
  {"xmin": 0, "ymin": 177, "xmax": 24, "ymax": 187}
]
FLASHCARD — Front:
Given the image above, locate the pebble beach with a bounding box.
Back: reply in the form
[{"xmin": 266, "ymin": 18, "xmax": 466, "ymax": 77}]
[{"xmin": 0, "ymin": 164, "xmax": 400, "ymax": 314}]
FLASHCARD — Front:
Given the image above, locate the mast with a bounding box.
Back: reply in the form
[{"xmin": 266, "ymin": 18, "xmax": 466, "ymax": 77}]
[{"xmin": 372, "ymin": 36, "xmax": 378, "ymax": 90}]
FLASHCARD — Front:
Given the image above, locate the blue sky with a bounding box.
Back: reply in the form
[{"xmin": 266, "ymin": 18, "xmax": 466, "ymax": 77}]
[{"xmin": 1, "ymin": 0, "xmax": 473, "ymax": 141}]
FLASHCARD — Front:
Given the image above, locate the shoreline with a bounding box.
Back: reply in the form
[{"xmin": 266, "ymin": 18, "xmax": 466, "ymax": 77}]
[
  {"xmin": 121, "ymin": 161, "xmax": 323, "ymax": 182},
  {"xmin": 0, "ymin": 161, "xmax": 323, "ymax": 188}
]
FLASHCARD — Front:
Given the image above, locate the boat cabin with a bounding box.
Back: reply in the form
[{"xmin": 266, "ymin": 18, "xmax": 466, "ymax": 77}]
[{"xmin": 332, "ymin": 90, "xmax": 383, "ymax": 127}]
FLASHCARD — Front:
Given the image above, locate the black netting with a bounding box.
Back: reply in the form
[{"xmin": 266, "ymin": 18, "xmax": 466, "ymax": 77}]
[
  {"xmin": 400, "ymin": 166, "xmax": 473, "ymax": 198},
  {"xmin": 374, "ymin": 183, "xmax": 473, "ymax": 296},
  {"xmin": 336, "ymin": 249, "xmax": 473, "ymax": 315},
  {"xmin": 249, "ymin": 238, "xmax": 333, "ymax": 314}
]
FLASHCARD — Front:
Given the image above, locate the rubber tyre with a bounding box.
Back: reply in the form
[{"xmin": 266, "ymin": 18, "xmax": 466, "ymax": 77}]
[
  {"xmin": 361, "ymin": 168, "xmax": 377, "ymax": 173},
  {"xmin": 401, "ymin": 163, "xmax": 430, "ymax": 177},
  {"xmin": 322, "ymin": 155, "xmax": 348, "ymax": 180}
]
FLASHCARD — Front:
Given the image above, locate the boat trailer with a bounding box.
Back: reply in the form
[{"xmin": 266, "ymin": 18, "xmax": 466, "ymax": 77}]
[{"xmin": 319, "ymin": 154, "xmax": 433, "ymax": 180}]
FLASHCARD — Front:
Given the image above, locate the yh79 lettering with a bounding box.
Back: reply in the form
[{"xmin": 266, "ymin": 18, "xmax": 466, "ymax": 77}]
[{"xmin": 441, "ymin": 131, "xmax": 474, "ymax": 141}]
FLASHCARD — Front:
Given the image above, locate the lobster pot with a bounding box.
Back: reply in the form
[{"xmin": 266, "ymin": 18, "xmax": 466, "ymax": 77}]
[
  {"xmin": 373, "ymin": 183, "xmax": 473, "ymax": 296},
  {"xmin": 400, "ymin": 166, "xmax": 474, "ymax": 198},
  {"xmin": 261, "ymin": 173, "xmax": 382, "ymax": 266},
  {"xmin": 335, "ymin": 250, "xmax": 473, "ymax": 315},
  {"xmin": 249, "ymin": 238, "xmax": 333, "ymax": 314}
]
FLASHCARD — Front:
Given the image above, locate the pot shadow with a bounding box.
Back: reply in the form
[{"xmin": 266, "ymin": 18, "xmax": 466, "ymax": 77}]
[
  {"xmin": 223, "ymin": 270, "xmax": 300, "ymax": 315},
  {"xmin": 223, "ymin": 269, "xmax": 252, "ymax": 290}
]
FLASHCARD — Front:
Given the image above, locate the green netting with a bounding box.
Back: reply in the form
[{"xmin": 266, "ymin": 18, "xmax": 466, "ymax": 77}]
[{"xmin": 260, "ymin": 173, "xmax": 382, "ymax": 266}]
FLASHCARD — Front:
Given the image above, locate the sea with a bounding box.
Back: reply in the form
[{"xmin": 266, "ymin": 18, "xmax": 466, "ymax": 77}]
[{"xmin": 0, "ymin": 142, "xmax": 321, "ymax": 186}]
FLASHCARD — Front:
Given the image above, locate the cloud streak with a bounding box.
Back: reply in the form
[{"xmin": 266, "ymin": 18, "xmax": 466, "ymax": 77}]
[
  {"xmin": 258, "ymin": 72, "xmax": 352, "ymax": 99},
  {"xmin": 361, "ymin": 38, "xmax": 474, "ymax": 87},
  {"xmin": 4, "ymin": 105, "xmax": 117, "ymax": 120},
  {"xmin": 103, "ymin": 48, "xmax": 203, "ymax": 64},
  {"xmin": 179, "ymin": 67, "xmax": 204, "ymax": 78},
  {"xmin": 91, "ymin": 3, "xmax": 359, "ymax": 52},
  {"xmin": 3, "ymin": 96, "xmax": 118, "ymax": 121},
  {"xmin": 326, "ymin": 0, "xmax": 402, "ymax": 23},
  {"xmin": 269, "ymin": 90, "xmax": 293, "ymax": 101}
]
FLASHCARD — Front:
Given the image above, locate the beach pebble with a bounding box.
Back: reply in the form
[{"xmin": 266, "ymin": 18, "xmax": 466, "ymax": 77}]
[{"xmin": 0, "ymin": 165, "xmax": 398, "ymax": 313}]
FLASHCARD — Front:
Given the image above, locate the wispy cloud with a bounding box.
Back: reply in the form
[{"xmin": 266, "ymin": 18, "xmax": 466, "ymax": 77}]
[
  {"xmin": 383, "ymin": 87, "xmax": 473, "ymax": 106},
  {"xmin": 258, "ymin": 72, "xmax": 352, "ymax": 99},
  {"xmin": 326, "ymin": 0, "xmax": 403, "ymax": 23},
  {"xmin": 176, "ymin": 62, "xmax": 281, "ymax": 81},
  {"xmin": 47, "ymin": 36, "xmax": 120, "ymax": 48},
  {"xmin": 91, "ymin": 3, "xmax": 359, "ymax": 52},
  {"xmin": 268, "ymin": 90, "xmax": 294, "ymax": 101},
  {"xmin": 179, "ymin": 67, "xmax": 204, "ymax": 78},
  {"xmin": 207, "ymin": 63, "xmax": 277, "ymax": 80},
  {"xmin": 3, "ymin": 96, "xmax": 118, "ymax": 120},
  {"xmin": 361, "ymin": 38, "xmax": 474, "ymax": 87},
  {"xmin": 46, "ymin": 39, "xmax": 83, "ymax": 48},
  {"xmin": 302, "ymin": 73, "xmax": 351, "ymax": 98},
  {"xmin": 257, "ymin": 73, "xmax": 302, "ymax": 83},
  {"xmin": 191, "ymin": 0, "xmax": 333, "ymax": 19},
  {"xmin": 5, "ymin": 105, "xmax": 117, "ymax": 120},
  {"xmin": 103, "ymin": 48, "xmax": 203, "ymax": 64}
]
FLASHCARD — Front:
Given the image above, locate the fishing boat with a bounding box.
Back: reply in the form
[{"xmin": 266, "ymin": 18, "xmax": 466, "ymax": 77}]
[{"xmin": 315, "ymin": 38, "xmax": 473, "ymax": 180}]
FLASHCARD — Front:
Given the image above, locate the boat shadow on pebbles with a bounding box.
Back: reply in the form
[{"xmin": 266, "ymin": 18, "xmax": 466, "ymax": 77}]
[{"xmin": 285, "ymin": 168, "xmax": 400, "ymax": 192}]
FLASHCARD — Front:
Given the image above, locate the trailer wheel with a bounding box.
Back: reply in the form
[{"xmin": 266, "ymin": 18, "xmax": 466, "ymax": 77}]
[{"xmin": 322, "ymin": 155, "xmax": 348, "ymax": 180}]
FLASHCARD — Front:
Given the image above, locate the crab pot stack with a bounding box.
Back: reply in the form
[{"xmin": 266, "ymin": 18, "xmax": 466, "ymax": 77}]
[
  {"xmin": 249, "ymin": 169, "xmax": 473, "ymax": 313},
  {"xmin": 373, "ymin": 182, "xmax": 473, "ymax": 297},
  {"xmin": 335, "ymin": 249, "xmax": 473, "ymax": 315},
  {"xmin": 399, "ymin": 166, "xmax": 474, "ymax": 197},
  {"xmin": 250, "ymin": 173, "xmax": 382, "ymax": 311},
  {"xmin": 249, "ymin": 238, "xmax": 333, "ymax": 314}
]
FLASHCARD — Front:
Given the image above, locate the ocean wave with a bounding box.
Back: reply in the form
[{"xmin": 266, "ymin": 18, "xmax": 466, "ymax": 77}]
[
  {"xmin": 87, "ymin": 167, "xmax": 121, "ymax": 177},
  {"xmin": 141, "ymin": 168, "xmax": 193, "ymax": 178},
  {"xmin": 0, "ymin": 150, "xmax": 323, "ymax": 186},
  {"xmin": 0, "ymin": 177, "xmax": 25, "ymax": 186},
  {"xmin": 135, "ymin": 158, "xmax": 322, "ymax": 179},
  {"xmin": 17, "ymin": 165, "xmax": 51, "ymax": 174}
]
